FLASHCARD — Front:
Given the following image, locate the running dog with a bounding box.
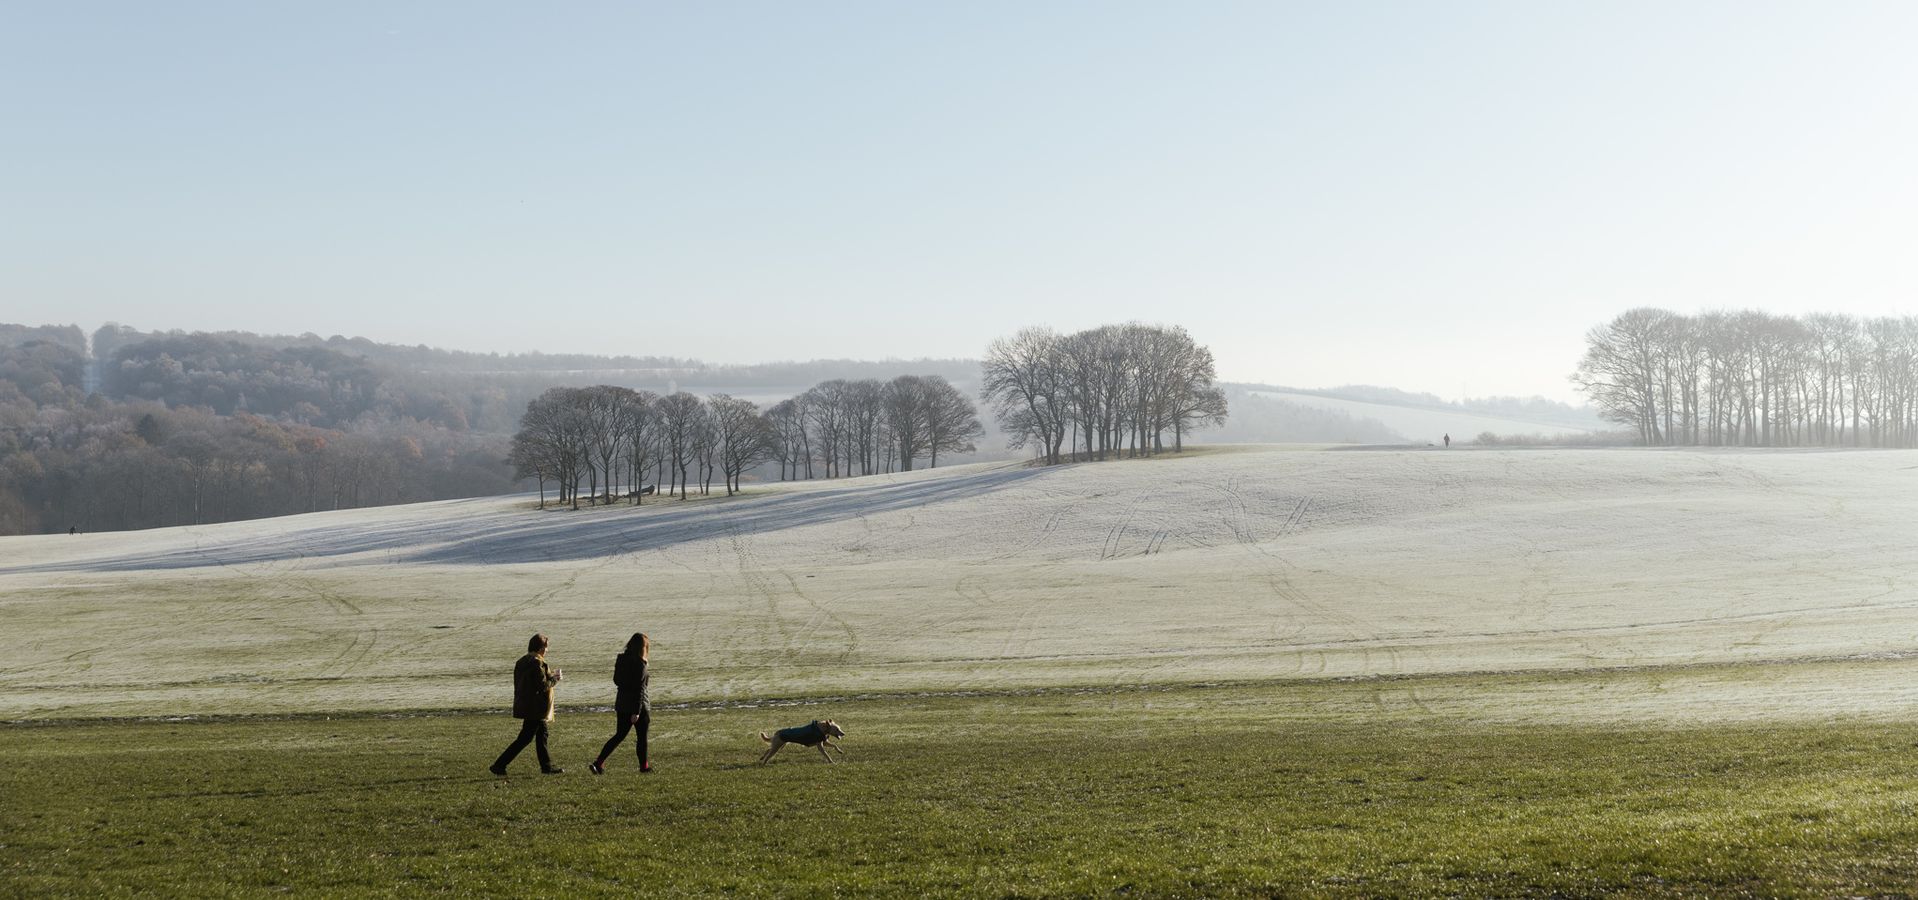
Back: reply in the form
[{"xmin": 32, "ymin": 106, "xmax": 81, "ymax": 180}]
[{"xmin": 758, "ymin": 719, "xmax": 847, "ymax": 764}]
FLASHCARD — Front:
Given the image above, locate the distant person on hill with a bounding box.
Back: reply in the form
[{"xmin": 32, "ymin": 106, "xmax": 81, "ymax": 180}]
[
  {"xmin": 67, "ymin": 525, "xmax": 76, "ymax": 535},
  {"xmin": 1443, "ymin": 433, "xmax": 1451, "ymax": 448},
  {"xmin": 590, "ymin": 632, "xmax": 653, "ymax": 775},
  {"xmin": 490, "ymin": 633, "xmax": 565, "ymax": 776}
]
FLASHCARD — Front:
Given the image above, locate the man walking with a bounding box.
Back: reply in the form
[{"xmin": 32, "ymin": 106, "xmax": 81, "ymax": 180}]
[{"xmin": 491, "ymin": 633, "xmax": 565, "ymax": 775}]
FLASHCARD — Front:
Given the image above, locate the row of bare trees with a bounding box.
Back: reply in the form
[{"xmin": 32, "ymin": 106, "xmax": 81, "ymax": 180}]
[
  {"xmin": 764, "ymin": 375, "xmax": 982, "ymax": 480},
  {"xmin": 981, "ymin": 323, "xmax": 1227, "ymax": 465},
  {"xmin": 1573, "ymin": 308, "xmax": 1918, "ymax": 447},
  {"xmin": 508, "ymin": 375, "xmax": 984, "ymax": 509},
  {"xmin": 509, "ymin": 387, "xmax": 775, "ymax": 507}
]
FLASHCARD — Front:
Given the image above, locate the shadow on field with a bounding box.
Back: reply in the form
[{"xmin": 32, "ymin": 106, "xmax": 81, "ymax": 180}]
[{"xmin": 5, "ymin": 466, "xmax": 1049, "ymax": 572}]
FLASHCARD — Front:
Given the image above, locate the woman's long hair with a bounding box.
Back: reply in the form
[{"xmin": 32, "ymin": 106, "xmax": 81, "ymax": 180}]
[{"xmin": 625, "ymin": 632, "xmax": 650, "ymax": 661}]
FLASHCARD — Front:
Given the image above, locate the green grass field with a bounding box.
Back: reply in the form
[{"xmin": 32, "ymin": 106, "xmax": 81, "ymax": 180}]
[
  {"xmin": 11, "ymin": 449, "xmax": 1918, "ymax": 895},
  {"xmin": 8, "ymin": 676, "xmax": 1918, "ymax": 897}
]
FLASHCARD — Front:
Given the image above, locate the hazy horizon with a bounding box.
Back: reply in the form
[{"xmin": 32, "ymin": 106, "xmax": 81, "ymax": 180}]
[
  {"xmin": 15, "ymin": 317, "xmax": 1604, "ymax": 408},
  {"xmin": 8, "ymin": 3, "xmax": 1918, "ymax": 404}
]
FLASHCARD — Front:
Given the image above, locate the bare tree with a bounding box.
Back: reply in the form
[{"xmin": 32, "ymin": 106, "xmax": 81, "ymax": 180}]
[
  {"xmin": 1572, "ymin": 308, "xmax": 1673, "ymax": 445},
  {"xmin": 709, "ymin": 393, "xmax": 774, "ymax": 495},
  {"xmin": 655, "ymin": 392, "xmax": 703, "ymax": 500},
  {"xmin": 511, "ymin": 387, "xmax": 592, "ymax": 510},
  {"xmin": 623, "ymin": 389, "xmax": 660, "ymax": 504},
  {"xmin": 845, "ymin": 379, "xmax": 885, "ymax": 476},
  {"xmin": 922, "ymin": 376, "xmax": 983, "ymax": 468},
  {"xmin": 1168, "ymin": 383, "xmax": 1227, "ymax": 451},
  {"xmin": 883, "ymin": 375, "xmax": 933, "ymax": 472},
  {"xmin": 982, "ymin": 327, "xmax": 1068, "ymax": 465},
  {"xmin": 582, "ymin": 385, "xmax": 637, "ymax": 505},
  {"xmin": 765, "ymin": 397, "xmax": 809, "ymax": 480},
  {"xmin": 690, "ymin": 402, "xmax": 718, "ymax": 495},
  {"xmin": 803, "ymin": 380, "xmax": 849, "ymax": 478}
]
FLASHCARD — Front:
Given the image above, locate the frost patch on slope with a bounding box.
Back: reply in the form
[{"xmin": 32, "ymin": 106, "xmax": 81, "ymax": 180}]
[{"xmin": 4, "ymin": 446, "xmax": 1916, "ymax": 720}]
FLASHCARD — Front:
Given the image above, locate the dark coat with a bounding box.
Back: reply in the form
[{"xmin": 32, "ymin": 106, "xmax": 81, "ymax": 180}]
[
  {"xmin": 613, "ymin": 652, "xmax": 650, "ymax": 711},
  {"xmin": 775, "ymin": 721, "xmax": 830, "ymax": 746},
  {"xmin": 512, "ymin": 653, "xmax": 559, "ymax": 720}
]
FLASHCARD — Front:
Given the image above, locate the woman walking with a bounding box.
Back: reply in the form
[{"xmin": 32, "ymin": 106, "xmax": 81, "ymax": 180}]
[
  {"xmin": 490, "ymin": 633, "xmax": 565, "ymax": 776},
  {"xmin": 590, "ymin": 632, "xmax": 652, "ymax": 775}
]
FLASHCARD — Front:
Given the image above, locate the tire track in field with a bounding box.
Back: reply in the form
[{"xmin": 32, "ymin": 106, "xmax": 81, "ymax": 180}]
[
  {"xmin": 993, "ymin": 578, "xmax": 1046, "ymax": 664},
  {"xmin": 779, "ymin": 571, "xmax": 858, "ymax": 663},
  {"xmin": 983, "ymin": 479, "xmax": 1082, "ymax": 561},
  {"xmin": 985, "ymin": 505, "xmax": 1069, "ymax": 563},
  {"xmin": 726, "ymin": 522, "xmax": 796, "ymax": 680},
  {"xmin": 1206, "ymin": 474, "xmax": 1291, "ymax": 558},
  {"xmin": 1098, "ymin": 492, "xmax": 1148, "ymax": 561},
  {"xmin": 889, "ymin": 571, "xmax": 993, "ymax": 658},
  {"xmin": 1277, "ymin": 497, "xmax": 1312, "ymax": 538},
  {"xmin": 235, "ymin": 539, "xmax": 381, "ymax": 684}
]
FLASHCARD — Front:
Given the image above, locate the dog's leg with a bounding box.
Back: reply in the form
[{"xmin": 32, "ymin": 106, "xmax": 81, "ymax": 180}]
[
  {"xmin": 759, "ymin": 739, "xmax": 784, "ymax": 764},
  {"xmin": 823, "ymin": 739, "xmax": 847, "ymax": 759},
  {"xmin": 816, "ymin": 743, "xmax": 834, "ymax": 764}
]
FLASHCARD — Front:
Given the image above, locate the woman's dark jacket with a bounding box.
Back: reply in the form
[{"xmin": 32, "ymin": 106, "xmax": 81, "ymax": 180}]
[
  {"xmin": 613, "ymin": 652, "xmax": 650, "ymax": 711},
  {"xmin": 512, "ymin": 653, "xmax": 559, "ymax": 721}
]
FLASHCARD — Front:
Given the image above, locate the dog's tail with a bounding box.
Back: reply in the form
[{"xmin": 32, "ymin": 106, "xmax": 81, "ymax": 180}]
[{"xmin": 759, "ymin": 731, "xmax": 771, "ymax": 744}]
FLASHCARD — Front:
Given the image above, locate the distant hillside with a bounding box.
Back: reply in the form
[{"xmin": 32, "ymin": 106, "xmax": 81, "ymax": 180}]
[
  {"xmin": 68, "ymin": 324, "xmax": 988, "ymax": 428},
  {"xmin": 1219, "ymin": 381, "xmax": 1611, "ymax": 445},
  {"xmin": 1210, "ymin": 386, "xmax": 1405, "ymax": 444},
  {"xmin": 1274, "ymin": 384, "xmax": 1605, "ymax": 430},
  {"xmin": 3, "ymin": 320, "xmax": 1603, "ymax": 533},
  {"xmin": 0, "ymin": 322, "xmax": 1008, "ymax": 535},
  {"xmin": 91, "ymin": 324, "xmax": 981, "ymax": 406}
]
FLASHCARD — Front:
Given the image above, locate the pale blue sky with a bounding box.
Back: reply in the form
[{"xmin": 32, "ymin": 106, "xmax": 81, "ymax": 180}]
[{"xmin": 5, "ymin": 2, "xmax": 1917, "ymax": 402}]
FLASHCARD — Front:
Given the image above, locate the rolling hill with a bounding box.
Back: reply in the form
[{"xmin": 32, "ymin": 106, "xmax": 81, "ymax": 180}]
[{"xmin": 4, "ymin": 444, "xmax": 1915, "ymax": 722}]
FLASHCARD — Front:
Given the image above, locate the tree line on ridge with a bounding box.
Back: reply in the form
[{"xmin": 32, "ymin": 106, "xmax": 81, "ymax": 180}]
[{"xmin": 1576, "ymin": 308, "xmax": 1918, "ymax": 447}]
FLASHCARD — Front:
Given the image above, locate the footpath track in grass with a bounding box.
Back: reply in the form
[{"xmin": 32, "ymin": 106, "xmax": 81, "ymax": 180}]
[{"xmin": 7, "ymin": 680, "xmax": 1918, "ymax": 897}]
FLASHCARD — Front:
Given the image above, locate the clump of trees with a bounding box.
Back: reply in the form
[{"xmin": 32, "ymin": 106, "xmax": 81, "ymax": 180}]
[
  {"xmin": 769, "ymin": 375, "xmax": 981, "ymax": 480},
  {"xmin": 981, "ymin": 323, "xmax": 1227, "ymax": 465},
  {"xmin": 509, "ymin": 386, "xmax": 755, "ymax": 506},
  {"xmin": 1574, "ymin": 308, "xmax": 1918, "ymax": 447},
  {"xmin": 508, "ymin": 375, "xmax": 984, "ymax": 508}
]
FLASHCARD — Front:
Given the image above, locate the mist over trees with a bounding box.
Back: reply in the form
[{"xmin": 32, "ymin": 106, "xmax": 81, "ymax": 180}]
[
  {"xmin": 507, "ymin": 374, "xmax": 984, "ymax": 508},
  {"xmin": 1575, "ymin": 308, "xmax": 1918, "ymax": 447},
  {"xmin": 0, "ymin": 322, "xmax": 993, "ymax": 535},
  {"xmin": 982, "ymin": 323, "xmax": 1227, "ymax": 465},
  {"xmin": 4, "ymin": 318, "xmax": 1235, "ymax": 534}
]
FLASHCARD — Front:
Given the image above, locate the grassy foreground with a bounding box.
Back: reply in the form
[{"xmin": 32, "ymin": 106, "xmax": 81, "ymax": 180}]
[{"xmin": 5, "ymin": 682, "xmax": 1918, "ymax": 897}]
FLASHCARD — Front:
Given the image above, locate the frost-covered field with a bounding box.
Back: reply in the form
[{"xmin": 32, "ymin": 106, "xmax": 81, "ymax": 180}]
[{"xmin": 5, "ymin": 445, "xmax": 1917, "ymax": 722}]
